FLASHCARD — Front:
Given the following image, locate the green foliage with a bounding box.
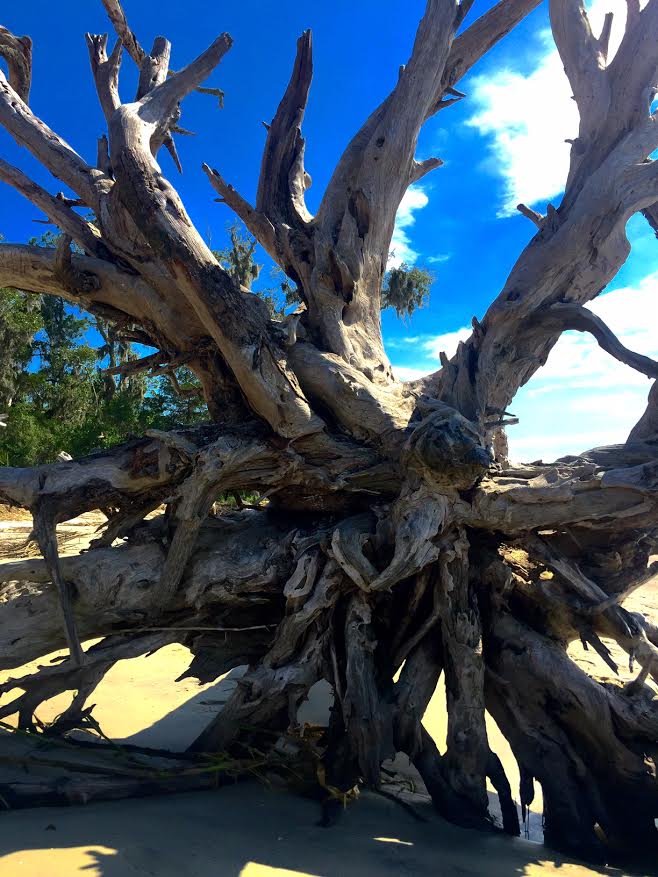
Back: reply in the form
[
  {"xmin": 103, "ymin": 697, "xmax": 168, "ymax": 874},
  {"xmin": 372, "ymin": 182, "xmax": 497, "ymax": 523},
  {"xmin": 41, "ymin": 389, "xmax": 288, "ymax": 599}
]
[
  {"xmin": 140, "ymin": 368, "xmax": 207, "ymax": 430},
  {"xmin": 215, "ymin": 224, "xmax": 261, "ymax": 290},
  {"xmin": 381, "ymin": 262, "xmax": 433, "ymax": 319},
  {"xmin": 0, "ymin": 228, "xmax": 215, "ymax": 466},
  {"xmin": 216, "ymin": 224, "xmax": 433, "ymax": 320},
  {"xmin": 215, "ymin": 223, "xmax": 300, "ymax": 317},
  {"xmin": 0, "ymin": 287, "xmax": 41, "ymax": 411}
]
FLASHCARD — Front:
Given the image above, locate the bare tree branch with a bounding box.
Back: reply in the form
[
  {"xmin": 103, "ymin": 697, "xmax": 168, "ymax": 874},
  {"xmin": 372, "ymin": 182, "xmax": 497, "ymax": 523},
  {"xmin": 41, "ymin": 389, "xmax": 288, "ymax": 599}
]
[
  {"xmin": 608, "ymin": 0, "xmax": 658, "ymax": 129},
  {"xmin": 100, "ymin": 29, "xmax": 327, "ymax": 438},
  {"xmin": 257, "ymin": 29, "xmax": 313, "ymax": 227},
  {"xmin": 0, "ymin": 64, "xmax": 105, "ymax": 207},
  {"xmin": 85, "ymin": 32, "xmax": 123, "ymax": 123},
  {"xmin": 100, "ymin": 0, "xmax": 145, "ymax": 65},
  {"xmin": 597, "ymin": 12, "xmax": 614, "ymax": 61},
  {"xmin": 549, "ymin": 0, "xmax": 607, "ymax": 126},
  {"xmin": 532, "ymin": 302, "xmax": 658, "ymax": 379},
  {"xmin": 441, "ymin": 0, "xmax": 543, "ymax": 91},
  {"xmin": 410, "ymin": 156, "xmax": 444, "ymax": 183},
  {"xmin": 0, "ymin": 243, "xmax": 203, "ymax": 349},
  {"xmin": 628, "ymin": 381, "xmax": 658, "ymax": 442},
  {"xmin": 0, "ymin": 160, "xmax": 110, "ymax": 259},
  {"xmin": 135, "ymin": 34, "xmax": 231, "ymax": 129},
  {"xmin": 203, "ymin": 164, "xmax": 277, "ymax": 259},
  {"xmin": 133, "ymin": 36, "xmax": 184, "ymax": 172},
  {"xmin": 0, "ymin": 25, "xmax": 32, "ymax": 101}
]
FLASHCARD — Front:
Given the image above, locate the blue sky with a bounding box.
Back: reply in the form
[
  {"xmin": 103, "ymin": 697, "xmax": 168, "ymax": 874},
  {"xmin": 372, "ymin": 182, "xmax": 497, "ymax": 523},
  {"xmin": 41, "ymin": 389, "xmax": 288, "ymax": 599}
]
[{"xmin": 1, "ymin": 0, "xmax": 657, "ymax": 461}]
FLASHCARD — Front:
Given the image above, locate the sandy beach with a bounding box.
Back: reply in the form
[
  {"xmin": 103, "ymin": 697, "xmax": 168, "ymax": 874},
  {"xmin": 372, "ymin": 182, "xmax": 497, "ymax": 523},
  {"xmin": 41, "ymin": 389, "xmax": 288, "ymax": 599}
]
[{"xmin": 0, "ymin": 514, "xmax": 655, "ymax": 877}]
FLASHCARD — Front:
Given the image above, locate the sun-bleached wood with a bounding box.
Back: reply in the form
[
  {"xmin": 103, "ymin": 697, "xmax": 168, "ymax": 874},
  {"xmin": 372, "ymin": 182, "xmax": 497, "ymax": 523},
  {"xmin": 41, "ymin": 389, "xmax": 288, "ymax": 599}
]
[{"xmin": 0, "ymin": 0, "xmax": 657, "ymax": 863}]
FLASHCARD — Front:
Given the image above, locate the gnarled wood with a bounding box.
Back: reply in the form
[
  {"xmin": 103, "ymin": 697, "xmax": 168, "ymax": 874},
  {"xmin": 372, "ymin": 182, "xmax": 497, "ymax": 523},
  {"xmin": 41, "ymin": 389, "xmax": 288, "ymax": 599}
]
[{"xmin": 1, "ymin": 1, "xmax": 657, "ymax": 864}]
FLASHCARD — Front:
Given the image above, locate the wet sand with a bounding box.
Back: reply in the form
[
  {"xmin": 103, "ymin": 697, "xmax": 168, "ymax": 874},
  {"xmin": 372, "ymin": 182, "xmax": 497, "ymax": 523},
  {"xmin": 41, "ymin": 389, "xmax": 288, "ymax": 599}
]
[{"xmin": 0, "ymin": 517, "xmax": 655, "ymax": 877}]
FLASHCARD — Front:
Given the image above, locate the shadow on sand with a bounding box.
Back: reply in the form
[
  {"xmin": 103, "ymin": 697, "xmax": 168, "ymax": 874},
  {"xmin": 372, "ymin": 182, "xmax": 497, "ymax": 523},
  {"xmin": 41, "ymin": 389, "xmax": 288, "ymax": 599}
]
[
  {"xmin": 0, "ymin": 779, "xmax": 625, "ymax": 877},
  {"xmin": 0, "ymin": 670, "xmax": 643, "ymax": 877}
]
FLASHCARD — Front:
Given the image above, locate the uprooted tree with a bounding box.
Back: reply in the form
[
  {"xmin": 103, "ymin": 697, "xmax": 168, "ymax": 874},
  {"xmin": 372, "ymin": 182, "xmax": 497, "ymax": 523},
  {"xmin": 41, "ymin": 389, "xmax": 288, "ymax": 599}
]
[{"xmin": 0, "ymin": 0, "xmax": 657, "ymax": 864}]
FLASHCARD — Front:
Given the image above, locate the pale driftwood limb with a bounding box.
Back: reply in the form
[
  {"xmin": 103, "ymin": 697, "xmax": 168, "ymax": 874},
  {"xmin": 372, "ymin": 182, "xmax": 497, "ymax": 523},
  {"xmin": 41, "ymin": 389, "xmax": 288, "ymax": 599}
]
[
  {"xmin": 628, "ymin": 381, "xmax": 658, "ymax": 442},
  {"xmin": 549, "ymin": 0, "xmax": 607, "ymax": 135},
  {"xmin": 136, "ymin": 36, "xmax": 170, "ymax": 100},
  {"xmin": 100, "ymin": 0, "xmax": 226, "ymax": 110},
  {"xmin": 467, "ymin": 438, "xmax": 658, "ymax": 533},
  {"xmin": 597, "ymin": 12, "xmax": 614, "ymax": 61},
  {"xmin": 369, "ymin": 487, "xmax": 449, "ymax": 592},
  {"xmin": 136, "ymin": 34, "xmax": 232, "ymax": 128},
  {"xmin": 532, "ymin": 302, "xmax": 658, "ymax": 379},
  {"xmin": 53, "ymin": 234, "xmax": 103, "ymax": 297},
  {"xmin": 0, "ymin": 64, "xmax": 105, "ymax": 207},
  {"xmin": 437, "ymin": 532, "xmax": 490, "ymax": 821},
  {"xmin": 100, "ymin": 0, "xmax": 144, "ymax": 65},
  {"xmin": 341, "ymin": 592, "xmax": 394, "ymax": 785},
  {"xmin": 516, "ymin": 203, "xmax": 544, "ymax": 227},
  {"xmin": 0, "ymin": 431, "xmax": 195, "ymax": 521},
  {"xmin": 0, "ymin": 25, "xmax": 32, "ymax": 101},
  {"xmin": 410, "ymin": 156, "xmax": 443, "ymax": 183},
  {"xmin": 0, "ymin": 244, "xmax": 202, "ymax": 351},
  {"xmin": 85, "ymin": 32, "xmax": 122, "ymax": 123},
  {"xmin": 107, "ymin": 38, "xmax": 323, "ymax": 440},
  {"xmin": 1, "ymin": 2, "xmax": 657, "ymax": 862},
  {"xmin": 442, "ymin": 0, "xmax": 543, "ymax": 90},
  {"xmin": 269, "ymin": 554, "xmax": 340, "ymax": 666},
  {"xmin": 256, "ymin": 30, "xmax": 313, "ymax": 227},
  {"xmin": 328, "ymin": 514, "xmax": 377, "ymax": 592},
  {"xmin": 0, "ymin": 161, "xmax": 108, "ymax": 259},
  {"xmin": 203, "ymin": 164, "xmax": 278, "ymax": 259},
  {"xmin": 32, "ymin": 509, "xmax": 85, "ymax": 667}
]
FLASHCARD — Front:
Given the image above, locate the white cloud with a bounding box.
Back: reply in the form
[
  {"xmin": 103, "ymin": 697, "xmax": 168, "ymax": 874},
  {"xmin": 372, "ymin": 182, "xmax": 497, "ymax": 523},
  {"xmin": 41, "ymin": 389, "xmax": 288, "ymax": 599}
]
[
  {"xmin": 567, "ymin": 391, "xmax": 647, "ymax": 415},
  {"xmin": 391, "ymin": 365, "xmax": 431, "ymax": 382},
  {"xmin": 508, "ymin": 273, "xmax": 658, "ymax": 461},
  {"xmin": 427, "ymin": 253, "xmax": 451, "ymax": 265},
  {"xmin": 467, "ymin": 2, "xmax": 633, "ymax": 215},
  {"xmin": 389, "ymin": 327, "xmax": 472, "ymax": 382},
  {"xmin": 521, "ymin": 272, "xmax": 658, "ymax": 394},
  {"xmin": 388, "ymin": 271, "xmax": 657, "ymax": 461},
  {"xmin": 389, "ymin": 186, "xmax": 429, "ymax": 268},
  {"xmin": 422, "ymin": 327, "xmax": 472, "ymax": 361},
  {"xmin": 510, "ymin": 431, "xmax": 621, "ymax": 461}
]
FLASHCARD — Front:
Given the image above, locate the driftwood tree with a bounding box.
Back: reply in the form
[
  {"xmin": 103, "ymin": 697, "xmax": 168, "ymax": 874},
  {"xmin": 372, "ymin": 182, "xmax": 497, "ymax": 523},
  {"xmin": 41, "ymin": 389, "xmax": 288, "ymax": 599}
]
[{"xmin": 1, "ymin": 0, "xmax": 658, "ymax": 864}]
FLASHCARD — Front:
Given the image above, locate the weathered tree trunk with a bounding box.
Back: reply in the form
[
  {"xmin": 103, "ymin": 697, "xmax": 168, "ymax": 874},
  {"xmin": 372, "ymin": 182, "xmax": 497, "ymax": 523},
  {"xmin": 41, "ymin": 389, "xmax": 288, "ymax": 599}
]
[{"xmin": 1, "ymin": 0, "xmax": 657, "ymax": 866}]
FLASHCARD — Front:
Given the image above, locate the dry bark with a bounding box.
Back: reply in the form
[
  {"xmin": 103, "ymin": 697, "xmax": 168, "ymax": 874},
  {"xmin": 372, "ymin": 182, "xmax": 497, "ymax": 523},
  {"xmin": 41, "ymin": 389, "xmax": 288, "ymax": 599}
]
[{"xmin": 0, "ymin": 0, "xmax": 657, "ymax": 865}]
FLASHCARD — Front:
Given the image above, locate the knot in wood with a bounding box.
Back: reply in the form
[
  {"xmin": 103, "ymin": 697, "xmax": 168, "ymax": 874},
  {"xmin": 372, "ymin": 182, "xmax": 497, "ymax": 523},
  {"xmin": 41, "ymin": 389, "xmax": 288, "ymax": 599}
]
[{"xmin": 403, "ymin": 403, "xmax": 491, "ymax": 490}]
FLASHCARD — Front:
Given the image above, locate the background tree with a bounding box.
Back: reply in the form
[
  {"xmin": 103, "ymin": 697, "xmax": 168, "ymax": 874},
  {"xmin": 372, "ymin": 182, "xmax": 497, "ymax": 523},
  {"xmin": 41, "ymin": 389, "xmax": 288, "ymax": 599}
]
[
  {"xmin": 218, "ymin": 222, "xmax": 436, "ymax": 319},
  {"xmin": 0, "ymin": 1, "xmax": 657, "ymax": 866},
  {"xmin": 382, "ymin": 262, "xmax": 433, "ymax": 319},
  {"xmin": 0, "ymin": 286, "xmax": 40, "ymax": 413}
]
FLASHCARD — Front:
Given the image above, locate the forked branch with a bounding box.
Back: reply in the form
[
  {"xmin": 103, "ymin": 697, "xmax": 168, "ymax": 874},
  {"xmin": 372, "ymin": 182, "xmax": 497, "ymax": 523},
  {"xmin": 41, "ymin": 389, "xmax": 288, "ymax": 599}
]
[{"xmin": 85, "ymin": 32, "xmax": 123, "ymax": 123}]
